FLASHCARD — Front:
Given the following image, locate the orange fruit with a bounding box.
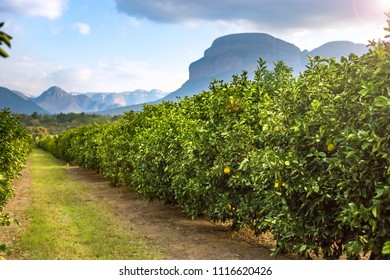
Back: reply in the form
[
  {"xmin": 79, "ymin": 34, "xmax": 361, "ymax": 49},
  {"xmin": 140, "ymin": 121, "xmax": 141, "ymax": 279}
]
[
  {"xmin": 223, "ymin": 167, "xmax": 231, "ymax": 175},
  {"xmin": 327, "ymin": 143, "xmax": 336, "ymax": 153}
]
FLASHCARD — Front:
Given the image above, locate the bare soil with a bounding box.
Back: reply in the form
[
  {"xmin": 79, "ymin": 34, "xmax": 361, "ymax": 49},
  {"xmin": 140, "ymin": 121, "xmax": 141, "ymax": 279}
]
[{"xmin": 1, "ymin": 160, "xmax": 289, "ymax": 260}]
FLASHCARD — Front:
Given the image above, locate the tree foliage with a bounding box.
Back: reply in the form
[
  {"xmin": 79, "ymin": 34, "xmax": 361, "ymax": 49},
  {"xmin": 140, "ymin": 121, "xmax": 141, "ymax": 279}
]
[
  {"xmin": 0, "ymin": 22, "xmax": 12, "ymax": 58},
  {"xmin": 0, "ymin": 109, "xmax": 32, "ymax": 226},
  {"xmin": 17, "ymin": 112, "xmax": 115, "ymax": 138}
]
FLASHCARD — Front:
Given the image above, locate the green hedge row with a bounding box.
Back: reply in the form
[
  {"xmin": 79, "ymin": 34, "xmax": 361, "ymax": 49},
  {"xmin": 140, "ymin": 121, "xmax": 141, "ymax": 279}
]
[
  {"xmin": 38, "ymin": 40, "xmax": 389, "ymax": 259},
  {"xmin": 0, "ymin": 109, "xmax": 32, "ymax": 226}
]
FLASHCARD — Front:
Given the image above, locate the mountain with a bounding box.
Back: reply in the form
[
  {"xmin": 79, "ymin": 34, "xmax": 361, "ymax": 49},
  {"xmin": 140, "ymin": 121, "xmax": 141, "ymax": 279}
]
[
  {"xmin": 0, "ymin": 87, "xmax": 49, "ymax": 114},
  {"xmin": 28, "ymin": 87, "xmax": 168, "ymax": 114},
  {"xmin": 77, "ymin": 89, "xmax": 167, "ymax": 107},
  {"xmin": 31, "ymin": 86, "xmax": 103, "ymax": 114},
  {"xmin": 191, "ymin": 33, "xmax": 303, "ymax": 80},
  {"xmin": 12, "ymin": 90, "xmax": 33, "ymax": 100},
  {"xmin": 308, "ymin": 41, "xmax": 368, "ymax": 59},
  {"xmin": 100, "ymin": 33, "xmax": 368, "ymax": 115}
]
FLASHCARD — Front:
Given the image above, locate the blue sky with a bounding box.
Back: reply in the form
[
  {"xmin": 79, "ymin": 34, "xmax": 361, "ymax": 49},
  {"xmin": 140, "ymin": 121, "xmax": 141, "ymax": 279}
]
[{"xmin": 0, "ymin": 0, "xmax": 389, "ymax": 96}]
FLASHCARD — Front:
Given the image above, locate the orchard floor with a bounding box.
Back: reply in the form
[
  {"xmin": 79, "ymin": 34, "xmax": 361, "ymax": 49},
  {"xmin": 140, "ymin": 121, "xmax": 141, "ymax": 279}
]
[{"xmin": 0, "ymin": 149, "xmax": 289, "ymax": 260}]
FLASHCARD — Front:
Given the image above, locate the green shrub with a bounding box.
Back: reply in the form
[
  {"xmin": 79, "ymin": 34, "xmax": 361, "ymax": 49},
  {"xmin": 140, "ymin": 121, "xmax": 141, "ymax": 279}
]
[{"xmin": 0, "ymin": 109, "xmax": 32, "ymax": 226}]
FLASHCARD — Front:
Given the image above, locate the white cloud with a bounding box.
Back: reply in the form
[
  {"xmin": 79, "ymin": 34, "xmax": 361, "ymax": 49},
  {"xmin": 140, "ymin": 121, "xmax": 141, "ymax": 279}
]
[
  {"xmin": 216, "ymin": 19, "xmax": 259, "ymax": 32},
  {"xmin": 50, "ymin": 23, "xmax": 91, "ymax": 36},
  {"xmin": 44, "ymin": 59, "xmax": 184, "ymax": 94},
  {"xmin": 73, "ymin": 23, "xmax": 91, "ymax": 35},
  {"xmin": 115, "ymin": 0, "xmax": 387, "ymax": 31},
  {"xmin": 0, "ymin": 56, "xmax": 56, "ymax": 95},
  {"xmin": 0, "ymin": 0, "xmax": 67, "ymax": 19},
  {"xmin": 378, "ymin": 0, "xmax": 390, "ymax": 10},
  {"xmin": 50, "ymin": 67, "xmax": 92, "ymax": 86}
]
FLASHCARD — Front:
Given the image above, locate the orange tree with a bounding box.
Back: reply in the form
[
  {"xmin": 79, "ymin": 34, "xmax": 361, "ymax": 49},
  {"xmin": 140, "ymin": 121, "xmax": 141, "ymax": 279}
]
[
  {"xmin": 242, "ymin": 43, "xmax": 389, "ymax": 259},
  {"xmin": 0, "ymin": 109, "xmax": 32, "ymax": 226},
  {"xmin": 1, "ymin": 27, "xmax": 32, "ymax": 253}
]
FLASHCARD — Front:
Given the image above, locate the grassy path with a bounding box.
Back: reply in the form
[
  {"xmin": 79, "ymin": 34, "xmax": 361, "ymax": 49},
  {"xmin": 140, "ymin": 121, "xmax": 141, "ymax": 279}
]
[{"xmin": 10, "ymin": 148, "xmax": 162, "ymax": 259}]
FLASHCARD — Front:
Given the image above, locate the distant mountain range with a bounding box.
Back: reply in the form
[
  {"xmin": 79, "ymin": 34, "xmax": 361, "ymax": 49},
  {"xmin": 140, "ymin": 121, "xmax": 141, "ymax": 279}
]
[
  {"xmin": 0, "ymin": 87, "xmax": 49, "ymax": 114},
  {"xmin": 79, "ymin": 89, "xmax": 167, "ymax": 107},
  {"xmin": 30, "ymin": 86, "xmax": 166, "ymax": 114},
  {"xmin": 1, "ymin": 32, "xmax": 368, "ymax": 115},
  {"xmin": 1, "ymin": 85, "xmax": 167, "ymax": 114}
]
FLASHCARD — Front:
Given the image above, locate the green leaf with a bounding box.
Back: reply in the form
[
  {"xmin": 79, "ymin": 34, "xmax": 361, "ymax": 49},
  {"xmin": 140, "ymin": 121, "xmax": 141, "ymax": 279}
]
[
  {"xmin": 361, "ymin": 141, "xmax": 370, "ymax": 150},
  {"xmin": 0, "ymin": 33, "xmax": 12, "ymax": 47},
  {"xmin": 373, "ymin": 96, "xmax": 389, "ymax": 107},
  {"xmin": 238, "ymin": 158, "xmax": 249, "ymax": 171},
  {"xmin": 382, "ymin": 242, "xmax": 390, "ymax": 255},
  {"xmin": 346, "ymin": 134, "xmax": 356, "ymax": 141},
  {"xmin": 348, "ymin": 202, "xmax": 358, "ymax": 212},
  {"xmin": 311, "ymin": 99, "xmax": 321, "ymax": 111},
  {"xmin": 346, "ymin": 151, "xmax": 355, "ymax": 158},
  {"xmin": 0, "ymin": 47, "xmax": 9, "ymax": 58},
  {"xmin": 299, "ymin": 244, "xmax": 307, "ymax": 252},
  {"xmin": 371, "ymin": 206, "xmax": 378, "ymax": 218},
  {"xmin": 318, "ymin": 152, "xmax": 326, "ymax": 157}
]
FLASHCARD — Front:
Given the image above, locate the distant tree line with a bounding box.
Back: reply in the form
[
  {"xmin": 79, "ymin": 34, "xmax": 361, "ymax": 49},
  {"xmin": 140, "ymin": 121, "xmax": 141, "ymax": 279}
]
[{"xmin": 16, "ymin": 112, "xmax": 118, "ymax": 138}]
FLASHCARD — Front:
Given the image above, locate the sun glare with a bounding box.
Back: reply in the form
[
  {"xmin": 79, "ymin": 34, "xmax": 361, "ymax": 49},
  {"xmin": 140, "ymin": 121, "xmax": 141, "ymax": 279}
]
[{"xmin": 378, "ymin": 0, "xmax": 390, "ymax": 10}]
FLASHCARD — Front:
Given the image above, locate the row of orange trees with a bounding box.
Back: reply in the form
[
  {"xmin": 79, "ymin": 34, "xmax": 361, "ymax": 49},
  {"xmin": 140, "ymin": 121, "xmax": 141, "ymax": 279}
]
[
  {"xmin": 0, "ymin": 109, "xmax": 32, "ymax": 227},
  {"xmin": 38, "ymin": 40, "xmax": 389, "ymax": 259}
]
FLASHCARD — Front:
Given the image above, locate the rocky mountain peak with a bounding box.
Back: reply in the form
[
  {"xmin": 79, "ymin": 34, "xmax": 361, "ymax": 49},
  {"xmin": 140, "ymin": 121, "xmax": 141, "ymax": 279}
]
[
  {"xmin": 204, "ymin": 33, "xmax": 299, "ymax": 57},
  {"xmin": 40, "ymin": 86, "xmax": 70, "ymax": 98},
  {"xmin": 189, "ymin": 33, "xmax": 303, "ymax": 80}
]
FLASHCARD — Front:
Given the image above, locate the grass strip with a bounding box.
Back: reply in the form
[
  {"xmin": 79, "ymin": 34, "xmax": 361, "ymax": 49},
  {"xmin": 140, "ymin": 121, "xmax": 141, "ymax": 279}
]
[{"xmin": 20, "ymin": 148, "xmax": 162, "ymax": 260}]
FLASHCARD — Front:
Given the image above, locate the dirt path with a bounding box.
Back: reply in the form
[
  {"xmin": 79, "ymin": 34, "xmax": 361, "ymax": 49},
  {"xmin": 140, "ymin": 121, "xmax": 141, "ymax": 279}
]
[{"xmin": 1, "ymin": 156, "xmax": 289, "ymax": 260}]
